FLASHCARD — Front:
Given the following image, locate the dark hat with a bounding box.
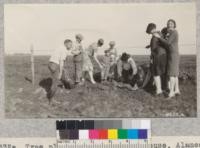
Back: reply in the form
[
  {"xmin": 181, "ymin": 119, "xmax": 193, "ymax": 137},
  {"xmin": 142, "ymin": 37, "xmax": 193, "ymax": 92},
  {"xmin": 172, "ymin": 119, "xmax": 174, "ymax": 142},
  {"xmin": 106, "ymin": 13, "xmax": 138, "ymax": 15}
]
[
  {"xmin": 121, "ymin": 52, "xmax": 130, "ymax": 62},
  {"xmin": 146, "ymin": 23, "xmax": 156, "ymax": 34},
  {"xmin": 97, "ymin": 38, "xmax": 104, "ymax": 46}
]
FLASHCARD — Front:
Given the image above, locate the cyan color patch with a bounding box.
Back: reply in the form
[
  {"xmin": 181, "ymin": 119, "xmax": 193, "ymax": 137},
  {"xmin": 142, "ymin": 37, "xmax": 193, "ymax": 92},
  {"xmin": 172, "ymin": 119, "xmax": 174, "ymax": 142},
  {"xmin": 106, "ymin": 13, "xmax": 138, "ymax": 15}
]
[{"xmin": 127, "ymin": 129, "xmax": 138, "ymax": 139}]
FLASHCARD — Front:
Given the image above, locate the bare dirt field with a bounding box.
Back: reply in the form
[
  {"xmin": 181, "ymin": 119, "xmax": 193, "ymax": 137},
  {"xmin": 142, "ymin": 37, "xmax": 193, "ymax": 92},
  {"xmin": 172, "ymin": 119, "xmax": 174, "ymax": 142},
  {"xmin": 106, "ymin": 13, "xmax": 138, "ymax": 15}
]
[{"xmin": 5, "ymin": 55, "xmax": 197, "ymax": 118}]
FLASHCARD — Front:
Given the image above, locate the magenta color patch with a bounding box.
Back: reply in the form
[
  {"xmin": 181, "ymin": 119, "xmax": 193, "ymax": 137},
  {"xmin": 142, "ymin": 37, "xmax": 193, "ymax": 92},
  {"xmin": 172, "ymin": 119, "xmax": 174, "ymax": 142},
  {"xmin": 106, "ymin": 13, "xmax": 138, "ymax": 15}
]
[{"xmin": 89, "ymin": 130, "xmax": 99, "ymax": 139}]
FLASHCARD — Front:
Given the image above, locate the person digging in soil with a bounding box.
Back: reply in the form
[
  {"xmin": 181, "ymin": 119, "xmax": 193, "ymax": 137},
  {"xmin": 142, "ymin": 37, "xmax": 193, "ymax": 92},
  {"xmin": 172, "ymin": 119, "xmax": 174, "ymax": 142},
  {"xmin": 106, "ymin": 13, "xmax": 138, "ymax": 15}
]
[
  {"xmin": 47, "ymin": 39, "xmax": 73, "ymax": 102},
  {"xmin": 117, "ymin": 52, "xmax": 139, "ymax": 90}
]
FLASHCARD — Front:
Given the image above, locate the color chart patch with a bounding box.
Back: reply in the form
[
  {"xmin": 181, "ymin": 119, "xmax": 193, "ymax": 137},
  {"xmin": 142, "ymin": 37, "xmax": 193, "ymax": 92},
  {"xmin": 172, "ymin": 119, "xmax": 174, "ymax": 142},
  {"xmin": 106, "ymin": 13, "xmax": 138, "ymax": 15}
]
[{"xmin": 56, "ymin": 120, "xmax": 151, "ymax": 140}]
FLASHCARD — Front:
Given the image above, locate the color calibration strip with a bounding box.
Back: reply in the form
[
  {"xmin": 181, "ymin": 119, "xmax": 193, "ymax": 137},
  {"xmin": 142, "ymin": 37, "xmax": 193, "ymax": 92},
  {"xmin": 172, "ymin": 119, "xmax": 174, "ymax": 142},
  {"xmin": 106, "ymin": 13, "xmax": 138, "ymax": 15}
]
[{"xmin": 56, "ymin": 120, "xmax": 151, "ymax": 140}]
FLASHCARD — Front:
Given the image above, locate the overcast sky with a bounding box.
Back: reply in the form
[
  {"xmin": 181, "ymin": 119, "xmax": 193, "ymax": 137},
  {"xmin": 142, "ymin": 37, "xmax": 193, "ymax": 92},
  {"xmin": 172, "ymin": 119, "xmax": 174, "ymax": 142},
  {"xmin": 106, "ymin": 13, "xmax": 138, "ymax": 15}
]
[{"xmin": 4, "ymin": 3, "xmax": 196, "ymax": 55}]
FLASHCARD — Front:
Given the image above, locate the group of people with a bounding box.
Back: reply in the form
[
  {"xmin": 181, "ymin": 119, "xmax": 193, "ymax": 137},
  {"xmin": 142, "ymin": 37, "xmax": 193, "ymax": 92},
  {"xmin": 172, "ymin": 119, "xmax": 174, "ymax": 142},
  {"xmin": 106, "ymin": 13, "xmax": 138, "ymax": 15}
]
[
  {"xmin": 146, "ymin": 19, "xmax": 180, "ymax": 98},
  {"xmin": 47, "ymin": 35, "xmax": 115, "ymax": 99},
  {"xmin": 47, "ymin": 18, "xmax": 180, "ymax": 99}
]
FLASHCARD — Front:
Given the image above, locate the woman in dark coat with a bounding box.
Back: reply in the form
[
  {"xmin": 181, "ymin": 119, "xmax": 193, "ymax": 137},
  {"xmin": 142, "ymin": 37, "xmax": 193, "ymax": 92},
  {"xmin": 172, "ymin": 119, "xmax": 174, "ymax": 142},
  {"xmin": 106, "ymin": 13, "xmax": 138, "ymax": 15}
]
[
  {"xmin": 154, "ymin": 19, "xmax": 180, "ymax": 98},
  {"xmin": 146, "ymin": 23, "xmax": 167, "ymax": 95}
]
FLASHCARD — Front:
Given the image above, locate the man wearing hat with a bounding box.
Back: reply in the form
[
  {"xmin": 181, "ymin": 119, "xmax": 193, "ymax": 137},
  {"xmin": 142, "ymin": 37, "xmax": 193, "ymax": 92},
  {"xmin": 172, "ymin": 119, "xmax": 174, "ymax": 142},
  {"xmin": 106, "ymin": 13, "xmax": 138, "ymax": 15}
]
[{"xmin": 71, "ymin": 34, "xmax": 84, "ymax": 85}]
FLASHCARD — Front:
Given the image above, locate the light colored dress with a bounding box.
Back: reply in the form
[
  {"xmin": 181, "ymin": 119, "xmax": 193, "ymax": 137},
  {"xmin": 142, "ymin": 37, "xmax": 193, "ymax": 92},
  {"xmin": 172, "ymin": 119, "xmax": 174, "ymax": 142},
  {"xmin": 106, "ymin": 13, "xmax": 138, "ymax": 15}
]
[{"xmin": 82, "ymin": 42, "xmax": 98, "ymax": 72}]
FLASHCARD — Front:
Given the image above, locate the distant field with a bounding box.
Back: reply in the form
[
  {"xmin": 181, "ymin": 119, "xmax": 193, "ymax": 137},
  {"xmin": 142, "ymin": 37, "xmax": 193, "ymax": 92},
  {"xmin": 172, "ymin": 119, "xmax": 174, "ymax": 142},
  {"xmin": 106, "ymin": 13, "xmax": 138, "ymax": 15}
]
[{"xmin": 4, "ymin": 54, "xmax": 197, "ymax": 118}]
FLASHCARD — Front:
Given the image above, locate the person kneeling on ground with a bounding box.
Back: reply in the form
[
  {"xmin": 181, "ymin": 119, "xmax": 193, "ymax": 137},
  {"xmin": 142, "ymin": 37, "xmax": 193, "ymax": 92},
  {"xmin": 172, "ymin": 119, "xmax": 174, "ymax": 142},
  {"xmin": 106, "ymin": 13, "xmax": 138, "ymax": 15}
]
[{"xmin": 117, "ymin": 52, "xmax": 139, "ymax": 90}]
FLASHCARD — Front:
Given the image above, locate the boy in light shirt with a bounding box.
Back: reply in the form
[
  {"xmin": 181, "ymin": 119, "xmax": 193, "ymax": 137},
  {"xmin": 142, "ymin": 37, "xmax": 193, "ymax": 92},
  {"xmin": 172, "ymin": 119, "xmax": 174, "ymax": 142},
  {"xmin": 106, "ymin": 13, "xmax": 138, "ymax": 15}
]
[{"xmin": 48, "ymin": 39, "xmax": 73, "ymax": 100}]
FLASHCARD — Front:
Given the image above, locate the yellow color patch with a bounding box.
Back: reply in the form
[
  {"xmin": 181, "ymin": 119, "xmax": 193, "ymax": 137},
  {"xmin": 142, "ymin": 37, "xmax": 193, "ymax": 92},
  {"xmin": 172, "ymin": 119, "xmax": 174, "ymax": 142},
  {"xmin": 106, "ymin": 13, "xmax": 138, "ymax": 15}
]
[{"xmin": 108, "ymin": 129, "xmax": 118, "ymax": 139}]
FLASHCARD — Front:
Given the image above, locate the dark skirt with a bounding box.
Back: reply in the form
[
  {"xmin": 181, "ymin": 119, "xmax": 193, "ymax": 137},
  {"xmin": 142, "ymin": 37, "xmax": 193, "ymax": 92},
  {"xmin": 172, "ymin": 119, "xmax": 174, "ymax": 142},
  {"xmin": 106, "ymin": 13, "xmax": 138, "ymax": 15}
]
[{"xmin": 151, "ymin": 53, "xmax": 167, "ymax": 76}]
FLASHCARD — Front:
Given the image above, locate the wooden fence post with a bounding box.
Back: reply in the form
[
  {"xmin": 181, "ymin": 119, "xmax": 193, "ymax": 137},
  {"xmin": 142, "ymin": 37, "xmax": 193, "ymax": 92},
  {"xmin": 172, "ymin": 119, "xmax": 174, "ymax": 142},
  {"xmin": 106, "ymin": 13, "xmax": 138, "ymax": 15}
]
[{"xmin": 30, "ymin": 45, "xmax": 35, "ymax": 85}]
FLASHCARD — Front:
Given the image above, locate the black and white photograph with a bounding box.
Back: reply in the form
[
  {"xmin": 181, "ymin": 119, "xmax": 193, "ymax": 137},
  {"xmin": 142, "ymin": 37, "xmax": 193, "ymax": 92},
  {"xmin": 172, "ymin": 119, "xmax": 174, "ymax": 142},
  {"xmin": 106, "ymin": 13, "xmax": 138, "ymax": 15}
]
[{"xmin": 4, "ymin": 3, "xmax": 197, "ymax": 118}]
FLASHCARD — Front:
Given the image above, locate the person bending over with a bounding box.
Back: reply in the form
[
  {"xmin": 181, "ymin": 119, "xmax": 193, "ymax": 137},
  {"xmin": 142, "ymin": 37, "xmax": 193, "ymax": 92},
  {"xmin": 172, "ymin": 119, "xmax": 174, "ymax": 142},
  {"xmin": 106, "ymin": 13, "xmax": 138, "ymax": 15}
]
[
  {"xmin": 82, "ymin": 39, "xmax": 104, "ymax": 84},
  {"xmin": 48, "ymin": 39, "xmax": 73, "ymax": 100},
  {"xmin": 117, "ymin": 52, "xmax": 138, "ymax": 90}
]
